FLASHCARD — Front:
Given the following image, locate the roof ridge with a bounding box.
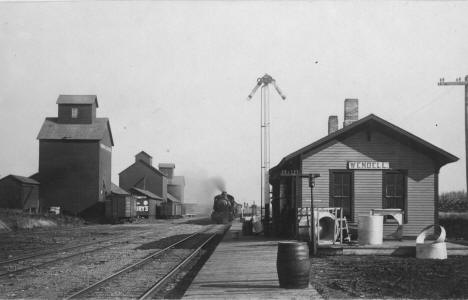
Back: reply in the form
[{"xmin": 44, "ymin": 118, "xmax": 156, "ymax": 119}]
[{"xmin": 271, "ymin": 113, "xmax": 458, "ymax": 172}]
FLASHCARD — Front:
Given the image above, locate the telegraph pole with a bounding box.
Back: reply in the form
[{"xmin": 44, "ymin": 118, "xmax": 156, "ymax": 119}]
[
  {"xmin": 247, "ymin": 74, "xmax": 286, "ymax": 234},
  {"xmin": 438, "ymin": 75, "xmax": 468, "ymax": 194}
]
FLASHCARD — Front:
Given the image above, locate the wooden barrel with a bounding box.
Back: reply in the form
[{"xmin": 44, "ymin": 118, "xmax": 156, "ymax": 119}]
[{"xmin": 276, "ymin": 241, "xmax": 310, "ymax": 289}]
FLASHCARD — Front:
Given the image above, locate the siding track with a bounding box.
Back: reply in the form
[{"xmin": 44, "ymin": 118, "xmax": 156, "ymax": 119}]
[
  {"xmin": 0, "ymin": 228, "xmax": 159, "ymax": 277},
  {"xmin": 66, "ymin": 224, "xmax": 225, "ymax": 299}
]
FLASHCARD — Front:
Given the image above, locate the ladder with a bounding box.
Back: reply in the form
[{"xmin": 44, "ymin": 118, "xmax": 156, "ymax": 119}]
[{"xmin": 336, "ymin": 216, "xmax": 352, "ymax": 243}]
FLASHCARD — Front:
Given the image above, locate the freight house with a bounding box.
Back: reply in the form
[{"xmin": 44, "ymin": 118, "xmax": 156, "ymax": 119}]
[
  {"xmin": 37, "ymin": 95, "xmax": 113, "ymax": 215},
  {"xmin": 269, "ymin": 99, "xmax": 458, "ymax": 238}
]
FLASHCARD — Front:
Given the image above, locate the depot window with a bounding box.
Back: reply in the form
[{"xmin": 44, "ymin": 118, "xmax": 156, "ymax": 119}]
[{"xmin": 382, "ymin": 170, "xmax": 408, "ymax": 223}]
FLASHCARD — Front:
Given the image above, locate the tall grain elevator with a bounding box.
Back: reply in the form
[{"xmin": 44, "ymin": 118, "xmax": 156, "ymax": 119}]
[{"xmin": 37, "ymin": 95, "xmax": 113, "ymax": 215}]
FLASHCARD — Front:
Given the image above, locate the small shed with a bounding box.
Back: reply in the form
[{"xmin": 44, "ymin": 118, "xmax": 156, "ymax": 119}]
[
  {"xmin": 0, "ymin": 175, "xmax": 40, "ymax": 212},
  {"xmin": 161, "ymin": 193, "xmax": 182, "ymax": 218},
  {"xmin": 105, "ymin": 183, "xmax": 137, "ymax": 223},
  {"xmin": 130, "ymin": 187, "xmax": 162, "ymax": 218}
]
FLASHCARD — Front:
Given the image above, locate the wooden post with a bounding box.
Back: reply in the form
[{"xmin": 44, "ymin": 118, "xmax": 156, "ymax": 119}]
[{"xmin": 281, "ymin": 171, "xmax": 320, "ymax": 255}]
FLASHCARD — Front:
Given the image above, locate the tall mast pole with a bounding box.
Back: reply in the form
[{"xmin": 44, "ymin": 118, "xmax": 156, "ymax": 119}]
[
  {"xmin": 438, "ymin": 76, "xmax": 468, "ymax": 194},
  {"xmin": 247, "ymin": 74, "xmax": 286, "ymax": 233}
]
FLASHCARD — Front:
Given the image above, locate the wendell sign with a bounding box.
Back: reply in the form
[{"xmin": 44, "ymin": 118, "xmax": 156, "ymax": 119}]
[{"xmin": 348, "ymin": 161, "xmax": 390, "ymax": 170}]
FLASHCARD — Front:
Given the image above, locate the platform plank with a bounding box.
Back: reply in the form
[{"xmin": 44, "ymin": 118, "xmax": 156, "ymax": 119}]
[{"xmin": 183, "ymin": 222, "xmax": 322, "ymax": 299}]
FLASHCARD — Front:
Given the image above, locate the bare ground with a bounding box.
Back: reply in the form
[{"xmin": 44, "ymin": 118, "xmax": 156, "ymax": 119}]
[
  {"xmin": 0, "ymin": 219, "xmax": 209, "ymax": 299},
  {"xmin": 311, "ymin": 255, "xmax": 468, "ymax": 299}
]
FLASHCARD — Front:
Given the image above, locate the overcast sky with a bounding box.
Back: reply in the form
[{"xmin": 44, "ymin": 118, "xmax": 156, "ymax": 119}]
[{"xmin": 1, "ymin": 1, "xmax": 467, "ymax": 205}]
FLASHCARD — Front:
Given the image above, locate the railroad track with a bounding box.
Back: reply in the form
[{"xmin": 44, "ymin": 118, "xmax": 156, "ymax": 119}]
[
  {"xmin": 66, "ymin": 224, "xmax": 226, "ymax": 299},
  {"xmin": 0, "ymin": 224, "xmax": 134, "ymax": 259},
  {"xmin": 0, "ymin": 227, "xmax": 163, "ymax": 278}
]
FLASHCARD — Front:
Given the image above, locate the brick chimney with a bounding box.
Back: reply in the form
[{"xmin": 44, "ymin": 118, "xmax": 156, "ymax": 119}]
[
  {"xmin": 343, "ymin": 99, "xmax": 358, "ymax": 127},
  {"xmin": 328, "ymin": 115, "xmax": 338, "ymax": 134}
]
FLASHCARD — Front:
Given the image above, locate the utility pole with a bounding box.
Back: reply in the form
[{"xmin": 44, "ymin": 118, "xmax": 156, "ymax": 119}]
[
  {"xmin": 438, "ymin": 75, "xmax": 468, "ymax": 194},
  {"xmin": 247, "ymin": 74, "xmax": 286, "ymax": 234}
]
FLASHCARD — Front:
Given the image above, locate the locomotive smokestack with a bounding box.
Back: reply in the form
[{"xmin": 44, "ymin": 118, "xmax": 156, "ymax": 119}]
[
  {"xmin": 343, "ymin": 98, "xmax": 359, "ymax": 127},
  {"xmin": 328, "ymin": 115, "xmax": 338, "ymax": 134}
]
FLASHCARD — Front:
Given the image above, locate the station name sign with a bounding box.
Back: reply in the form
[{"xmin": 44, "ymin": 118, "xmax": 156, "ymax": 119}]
[{"xmin": 348, "ymin": 161, "xmax": 390, "ymax": 170}]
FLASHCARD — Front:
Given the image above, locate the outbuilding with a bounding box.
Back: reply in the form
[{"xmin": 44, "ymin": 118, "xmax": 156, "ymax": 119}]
[
  {"xmin": 269, "ymin": 99, "xmax": 458, "ymax": 238},
  {"xmin": 0, "ymin": 175, "xmax": 40, "ymax": 212},
  {"xmin": 130, "ymin": 187, "xmax": 162, "ymax": 218},
  {"xmin": 160, "ymin": 193, "xmax": 182, "ymax": 218},
  {"xmin": 105, "ymin": 183, "xmax": 137, "ymax": 223}
]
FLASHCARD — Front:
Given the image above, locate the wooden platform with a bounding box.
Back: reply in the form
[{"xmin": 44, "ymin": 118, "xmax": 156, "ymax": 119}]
[
  {"xmin": 183, "ymin": 221, "xmax": 322, "ymax": 299},
  {"xmin": 318, "ymin": 239, "xmax": 468, "ymax": 256}
]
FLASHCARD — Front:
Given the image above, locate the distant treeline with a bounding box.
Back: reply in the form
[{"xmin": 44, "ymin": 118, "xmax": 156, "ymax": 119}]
[{"xmin": 439, "ymin": 191, "xmax": 468, "ymax": 212}]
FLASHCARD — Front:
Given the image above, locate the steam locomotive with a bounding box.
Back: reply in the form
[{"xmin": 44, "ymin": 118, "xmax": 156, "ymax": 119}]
[{"xmin": 211, "ymin": 191, "xmax": 238, "ymax": 224}]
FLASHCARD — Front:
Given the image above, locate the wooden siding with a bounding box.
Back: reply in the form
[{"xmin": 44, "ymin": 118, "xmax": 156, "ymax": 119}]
[
  {"xmin": 39, "ymin": 140, "xmax": 100, "ymax": 214},
  {"xmin": 58, "ymin": 104, "xmax": 95, "ymax": 124},
  {"xmin": 0, "ymin": 178, "xmax": 39, "ymax": 210},
  {"xmin": 168, "ymin": 184, "xmax": 184, "ymax": 203},
  {"xmin": 301, "ymin": 130, "xmax": 436, "ymax": 236},
  {"xmin": 99, "ymin": 130, "xmax": 112, "ymax": 201},
  {"xmin": 20, "ymin": 184, "xmax": 40, "ymax": 210},
  {"xmin": 0, "ymin": 177, "xmax": 21, "ymax": 209}
]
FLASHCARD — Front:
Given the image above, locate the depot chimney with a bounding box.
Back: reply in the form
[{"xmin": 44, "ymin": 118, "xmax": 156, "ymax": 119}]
[
  {"xmin": 328, "ymin": 115, "xmax": 338, "ymax": 134},
  {"xmin": 343, "ymin": 99, "xmax": 359, "ymax": 127}
]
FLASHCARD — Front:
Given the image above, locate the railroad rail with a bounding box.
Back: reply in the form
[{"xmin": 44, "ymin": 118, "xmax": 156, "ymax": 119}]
[
  {"xmin": 0, "ymin": 227, "xmax": 161, "ymax": 278},
  {"xmin": 66, "ymin": 224, "xmax": 225, "ymax": 299},
  {"xmin": 0, "ymin": 224, "xmax": 140, "ymax": 260}
]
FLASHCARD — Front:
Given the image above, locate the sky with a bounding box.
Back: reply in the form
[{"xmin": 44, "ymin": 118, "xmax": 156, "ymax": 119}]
[{"xmin": 0, "ymin": 1, "xmax": 467, "ymax": 206}]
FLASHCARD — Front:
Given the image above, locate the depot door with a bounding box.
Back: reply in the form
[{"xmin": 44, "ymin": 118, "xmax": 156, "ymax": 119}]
[{"xmin": 329, "ymin": 171, "xmax": 353, "ymax": 221}]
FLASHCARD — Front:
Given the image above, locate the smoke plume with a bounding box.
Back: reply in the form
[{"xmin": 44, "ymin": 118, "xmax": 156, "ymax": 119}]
[
  {"xmin": 210, "ymin": 176, "xmax": 226, "ymax": 193},
  {"xmin": 184, "ymin": 174, "xmax": 227, "ymax": 215}
]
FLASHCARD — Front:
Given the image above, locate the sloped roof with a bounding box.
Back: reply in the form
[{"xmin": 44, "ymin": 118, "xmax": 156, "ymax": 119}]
[
  {"xmin": 111, "ymin": 183, "xmax": 130, "ymax": 195},
  {"xmin": 136, "ymin": 151, "xmax": 152, "ymax": 158},
  {"xmin": 57, "ymin": 95, "xmax": 98, "ymax": 107},
  {"xmin": 169, "ymin": 176, "xmax": 185, "ymax": 186},
  {"xmin": 131, "ymin": 187, "xmax": 163, "ymax": 200},
  {"xmin": 159, "ymin": 163, "xmax": 175, "ymax": 169},
  {"xmin": 37, "ymin": 117, "xmax": 114, "ymax": 146},
  {"xmin": 167, "ymin": 192, "xmax": 181, "ymax": 203},
  {"xmin": 271, "ymin": 114, "xmax": 458, "ymax": 173},
  {"xmin": 0, "ymin": 175, "xmax": 39, "ymax": 185},
  {"xmin": 118, "ymin": 159, "xmax": 166, "ymax": 177},
  {"xmin": 29, "ymin": 173, "xmax": 40, "ymax": 181}
]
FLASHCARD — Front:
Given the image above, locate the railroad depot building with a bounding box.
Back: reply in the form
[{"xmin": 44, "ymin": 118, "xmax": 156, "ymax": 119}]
[
  {"xmin": 37, "ymin": 95, "xmax": 113, "ymax": 215},
  {"xmin": 269, "ymin": 99, "xmax": 458, "ymax": 238}
]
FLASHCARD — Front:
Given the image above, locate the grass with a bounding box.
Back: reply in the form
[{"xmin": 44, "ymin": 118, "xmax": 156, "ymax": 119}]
[
  {"xmin": 0, "ymin": 208, "xmax": 84, "ymax": 231},
  {"xmin": 439, "ymin": 212, "xmax": 468, "ymax": 240}
]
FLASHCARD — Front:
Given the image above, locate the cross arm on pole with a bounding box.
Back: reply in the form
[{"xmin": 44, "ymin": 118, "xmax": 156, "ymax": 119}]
[
  {"xmin": 246, "ymin": 73, "xmax": 287, "ymax": 101},
  {"xmin": 438, "ymin": 77, "xmax": 468, "ymax": 86}
]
